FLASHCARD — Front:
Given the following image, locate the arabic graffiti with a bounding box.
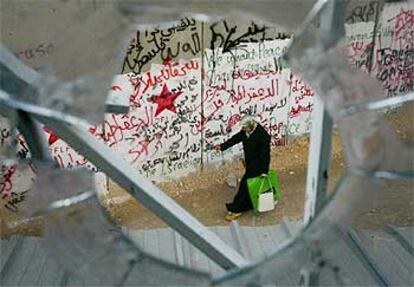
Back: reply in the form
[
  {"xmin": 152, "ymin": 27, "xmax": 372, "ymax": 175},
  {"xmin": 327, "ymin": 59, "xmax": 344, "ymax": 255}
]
[
  {"xmin": 0, "ymin": 163, "xmax": 35, "ymax": 213},
  {"xmin": 14, "ymin": 43, "xmax": 55, "ymax": 62},
  {"xmin": 105, "ymin": 58, "xmax": 202, "ymax": 180},
  {"xmin": 122, "ymin": 17, "xmax": 291, "ymax": 75},
  {"xmin": 122, "ymin": 17, "xmax": 200, "ymax": 74},
  {"xmin": 0, "ymin": 6, "xmax": 410, "ymax": 190},
  {"xmin": 202, "ymin": 39, "xmax": 293, "ymax": 165},
  {"xmin": 210, "ymin": 22, "xmax": 267, "ymax": 53},
  {"xmin": 345, "ymin": 22, "xmax": 375, "ymax": 72},
  {"xmin": 372, "ymin": 4, "xmax": 414, "ymax": 96},
  {"xmin": 209, "ymin": 20, "xmax": 290, "ymax": 53}
]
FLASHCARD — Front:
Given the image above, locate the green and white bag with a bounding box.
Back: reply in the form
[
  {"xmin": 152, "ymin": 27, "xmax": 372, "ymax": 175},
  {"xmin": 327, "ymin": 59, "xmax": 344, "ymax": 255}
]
[{"xmin": 247, "ymin": 170, "xmax": 281, "ymax": 212}]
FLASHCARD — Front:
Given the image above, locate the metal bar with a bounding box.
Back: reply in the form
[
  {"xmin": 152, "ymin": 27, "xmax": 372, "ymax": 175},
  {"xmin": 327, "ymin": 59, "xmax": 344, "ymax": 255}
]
[
  {"xmin": 0, "ymin": 236, "xmax": 24, "ymax": 273},
  {"xmin": 16, "ymin": 110, "xmax": 52, "ymax": 161},
  {"xmin": 281, "ymin": 217, "xmax": 296, "ymax": 238},
  {"xmin": 337, "ymin": 91, "xmax": 414, "ymax": 117},
  {"xmin": 0, "ymin": 45, "xmax": 41, "ymax": 86},
  {"xmin": 174, "ymin": 232, "xmax": 186, "ymax": 267},
  {"xmin": 287, "ymin": 0, "xmax": 329, "ymax": 44},
  {"xmin": 384, "ymin": 225, "xmax": 414, "ymax": 256},
  {"xmin": 303, "ymin": 97, "xmax": 333, "ymax": 225},
  {"xmin": 200, "ymin": 21, "xmax": 205, "ymax": 170},
  {"xmin": 366, "ymin": 1, "xmax": 383, "ymax": 75},
  {"xmin": 0, "ymin": 45, "xmax": 129, "ymax": 115},
  {"xmin": 301, "ymin": 3, "xmax": 346, "ymax": 286},
  {"xmin": 303, "ymin": 0, "xmax": 346, "ymax": 225},
  {"xmin": 0, "ymin": 236, "xmax": 25, "ymax": 281},
  {"xmin": 0, "ymin": 92, "xmax": 248, "ymax": 270},
  {"xmin": 229, "ymin": 221, "xmax": 251, "ymax": 259},
  {"xmin": 30, "ymin": 190, "xmax": 95, "ymax": 217},
  {"xmin": 342, "ymin": 228, "xmax": 389, "ymax": 287},
  {"xmin": 350, "ymin": 168, "xmax": 414, "ymax": 180}
]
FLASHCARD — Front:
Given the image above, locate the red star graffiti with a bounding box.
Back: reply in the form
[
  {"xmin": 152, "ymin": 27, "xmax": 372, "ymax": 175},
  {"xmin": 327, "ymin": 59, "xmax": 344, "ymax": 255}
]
[
  {"xmin": 152, "ymin": 84, "xmax": 182, "ymax": 117},
  {"xmin": 43, "ymin": 127, "xmax": 59, "ymax": 146}
]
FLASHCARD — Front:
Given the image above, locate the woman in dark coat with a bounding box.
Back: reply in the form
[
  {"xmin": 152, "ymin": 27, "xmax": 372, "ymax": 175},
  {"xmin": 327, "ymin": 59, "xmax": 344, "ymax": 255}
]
[{"xmin": 213, "ymin": 115, "xmax": 271, "ymax": 221}]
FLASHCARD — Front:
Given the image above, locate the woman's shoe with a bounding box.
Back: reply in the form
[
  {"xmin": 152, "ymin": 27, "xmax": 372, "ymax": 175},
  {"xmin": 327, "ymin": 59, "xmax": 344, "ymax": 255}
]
[{"xmin": 225, "ymin": 212, "xmax": 243, "ymax": 221}]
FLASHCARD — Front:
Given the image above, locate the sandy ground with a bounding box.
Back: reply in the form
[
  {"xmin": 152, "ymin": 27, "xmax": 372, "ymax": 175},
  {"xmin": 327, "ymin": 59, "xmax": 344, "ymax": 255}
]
[
  {"xmin": 104, "ymin": 134, "xmax": 345, "ymax": 229},
  {"xmin": 0, "ymin": 103, "xmax": 412, "ymax": 239}
]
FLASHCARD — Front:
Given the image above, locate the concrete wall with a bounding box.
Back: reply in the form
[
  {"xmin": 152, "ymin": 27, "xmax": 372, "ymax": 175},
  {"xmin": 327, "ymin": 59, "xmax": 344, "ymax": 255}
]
[{"xmin": 0, "ymin": 1, "xmax": 412, "ymax": 213}]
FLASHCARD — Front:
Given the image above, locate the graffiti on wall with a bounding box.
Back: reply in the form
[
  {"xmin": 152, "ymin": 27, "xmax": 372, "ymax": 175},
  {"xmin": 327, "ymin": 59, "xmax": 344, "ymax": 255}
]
[
  {"xmin": 105, "ymin": 58, "xmax": 202, "ymax": 180},
  {"xmin": 14, "ymin": 43, "xmax": 55, "ymax": 62},
  {"xmin": 122, "ymin": 18, "xmax": 291, "ymax": 75},
  {"xmin": 345, "ymin": 1, "xmax": 379, "ymax": 24},
  {"xmin": 0, "ymin": 115, "xmax": 36, "ymax": 213},
  {"xmin": 285, "ymin": 73, "xmax": 314, "ymax": 139},
  {"xmin": 209, "ymin": 21, "xmax": 290, "ymax": 56},
  {"xmin": 203, "ymin": 40, "xmax": 292, "ymax": 163},
  {"xmin": 122, "ymin": 17, "xmax": 201, "ymax": 74},
  {"xmin": 373, "ymin": 5, "xmax": 414, "ymax": 96},
  {"xmin": 345, "ymin": 22, "xmax": 375, "ymax": 72},
  {"xmin": 0, "ymin": 4, "xmax": 411, "ymax": 187},
  {"xmin": 0, "ymin": 163, "xmax": 35, "ymax": 213}
]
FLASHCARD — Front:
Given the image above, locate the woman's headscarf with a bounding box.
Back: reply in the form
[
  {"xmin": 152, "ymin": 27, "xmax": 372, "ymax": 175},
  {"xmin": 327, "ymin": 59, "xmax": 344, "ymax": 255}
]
[{"xmin": 239, "ymin": 115, "xmax": 258, "ymax": 137}]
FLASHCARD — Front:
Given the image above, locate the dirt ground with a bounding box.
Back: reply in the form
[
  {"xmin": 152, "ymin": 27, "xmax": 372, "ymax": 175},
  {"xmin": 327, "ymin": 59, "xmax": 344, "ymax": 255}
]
[
  {"xmin": 0, "ymin": 103, "xmax": 412, "ymax": 239},
  {"xmin": 104, "ymin": 133, "xmax": 345, "ymax": 229}
]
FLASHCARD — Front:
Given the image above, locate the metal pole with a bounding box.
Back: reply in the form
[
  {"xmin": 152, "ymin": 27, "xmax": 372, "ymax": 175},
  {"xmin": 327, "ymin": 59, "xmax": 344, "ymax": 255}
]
[
  {"xmin": 303, "ymin": 0, "xmax": 345, "ymax": 224},
  {"xmin": 16, "ymin": 110, "xmax": 52, "ymax": 162},
  {"xmin": 303, "ymin": 96, "xmax": 333, "ymax": 225}
]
